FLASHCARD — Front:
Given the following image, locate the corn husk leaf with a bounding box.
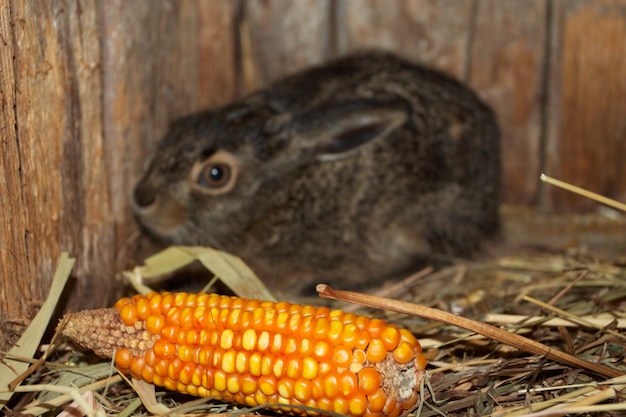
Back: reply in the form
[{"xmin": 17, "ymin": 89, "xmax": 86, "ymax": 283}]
[
  {"xmin": 0, "ymin": 252, "xmax": 74, "ymax": 404},
  {"xmin": 125, "ymin": 245, "xmax": 275, "ymax": 301}
]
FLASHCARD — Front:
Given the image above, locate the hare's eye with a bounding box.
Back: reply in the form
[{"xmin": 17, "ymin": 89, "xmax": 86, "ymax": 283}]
[
  {"xmin": 191, "ymin": 150, "xmax": 239, "ymax": 195},
  {"xmin": 198, "ymin": 163, "xmax": 232, "ymax": 189}
]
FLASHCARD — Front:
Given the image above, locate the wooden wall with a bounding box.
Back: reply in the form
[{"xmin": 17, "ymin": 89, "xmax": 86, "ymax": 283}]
[{"xmin": 0, "ymin": 0, "xmax": 624, "ymax": 349}]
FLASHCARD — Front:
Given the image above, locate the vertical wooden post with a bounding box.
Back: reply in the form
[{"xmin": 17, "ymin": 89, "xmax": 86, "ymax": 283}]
[
  {"xmin": 545, "ymin": 0, "xmax": 626, "ymax": 210},
  {"xmin": 1, "ymin": 0, "xmax": 111, "ymax": 351},
  {"xmin": 0, "ymin": 0, "xmax": 239, "ymax": 351},
  {"xmin": 244, "ymin": 0, "xmax": 333, "ymax": 88},
  {"xmin": 469, "ymin": 0, "xmax": 548, "ymax": 205}
]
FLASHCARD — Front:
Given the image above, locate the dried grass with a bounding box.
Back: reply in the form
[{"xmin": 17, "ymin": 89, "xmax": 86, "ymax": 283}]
[{"xmin": 2, "ymin": 203, "xmax": 626, "ymax": 416}]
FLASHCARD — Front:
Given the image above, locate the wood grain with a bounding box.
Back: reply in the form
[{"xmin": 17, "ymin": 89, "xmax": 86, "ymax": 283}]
[
  {"xmin": 0, "ymin": 0, "xmax": 32, "ymax": 351},
  {"xmin": 545, "ymin": 0, "xmax": 626, "ymax": 210},
  {"xmin": 469, "ymin": 0, "xmax": 548, "ymax": 205},
  {"xmin": 336, "ymin": 0, "xmax": 474, "ymax": 77},
  {"xmin": 243, "ymin": 0, "xmax": 333, "ymax": 89},
  {"xmin": 0, "ymin": 0, "xmax": 240, "ymax": 350},
  {"xmin": 100, "ymin": 0, "xmax": 240, "ymax": 268},
  {"xmin": 0, "ymin": 0, "xmax": 111, "ymax": 350},
  {"xmin": 198, "ymin": 0, "xmax": 239, "ymax": 108}
]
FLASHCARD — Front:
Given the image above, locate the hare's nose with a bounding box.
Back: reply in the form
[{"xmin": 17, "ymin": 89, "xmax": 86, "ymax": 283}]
[{"xmin": 133, "ymin": 179, "xmax": 157, "ymax": 209}]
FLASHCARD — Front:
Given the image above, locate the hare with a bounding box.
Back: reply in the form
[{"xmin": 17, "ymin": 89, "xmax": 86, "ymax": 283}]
[{"xmin": 133, "ymin": 51, "xmax": 500, "ymax": 295}]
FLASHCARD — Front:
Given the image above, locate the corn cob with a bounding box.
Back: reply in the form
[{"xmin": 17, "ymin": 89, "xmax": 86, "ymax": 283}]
[{"xmin": 62, "ymin": 292, "xmax": 427, "ymax": 417}]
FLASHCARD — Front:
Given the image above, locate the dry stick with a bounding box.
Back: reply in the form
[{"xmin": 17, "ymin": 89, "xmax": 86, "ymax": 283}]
[
  {"xmin": 540, "ymin": 174, "xmax": 626, "ymax": 212},
  {"xmin": 317, "ymin": 285, "xmax": 624, "ymax": 379},
  {"xmin": 484, "ymin": 313, "xmax": 626, "ymax": 329},
  {"xmin": 523, "ymin": 295, "xmax": 626, "ymax": 341},
  {"xmin": 546, "ymin": 269, "xmax": 588, "ymax": 306},
  {"xmin": 21, "ymin": 375, "xmax": 124, "ymax": 415},
  {"xmin": 8, "ymin": 315, "xmax": 70, "ymax": 390}
]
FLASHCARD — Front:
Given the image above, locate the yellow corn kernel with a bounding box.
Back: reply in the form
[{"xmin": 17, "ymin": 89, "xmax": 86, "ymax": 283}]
[
  {"xmin": 114, "ymin": 348, "xmax": 132, "ymax": 370},
  {"xmin": 298, "ymin": 337, "xmax": 313, "ymax": 356},
  {"xmin": 294, "ymin": 378, "xmax": 312, "ymax": 402},
  {"xmin": 160, "ymin": 293, "xmax": 174, "ymax": 314},
  {"xmin": 277, "ymin": 378, "xmax": 295, "ymax": 399},
  {"xmin": 301, "ymin": 357, "xmax": 318, "ymax": 380},
  {"xmin": 380, "ymin": 325, "xmax": 401, "ymax": 351},
  {"xmin": 260, "ymin": 354, "xmax": 274, "ymax": 376},
  {"xmin": 323, "ymin": 371, "xmax": 340, "ymax": 399},
  {"xmin": 154, "ymin": 358, "xmax": 168, "ymax": 377},
  {"xmin": 220, "ymin": 329, "xmax": 235, "ymax": 350},
  {"xmin": 366, "ymin": 338, "xmax": 387, "ymax": 363},
  {"xmin": 392, "ymin": 342, "xmax": 416, "ymax": 364},
  {"xmin": 129, "ymin": 356, "xmax": 145, "ymax": 378},
  {"xmin": 242, "ymin": 328, "xmax": 257, "ymax": 351},
  {"xmin": 349, "ymin": 393, "xmax": 368, "ymax": 416},
  {"xmin": 271, "ymin": 333, "xmax": 284, "ymax": 352},
  {"xmin": 192, "ymin": 365, "xmax": 204, "ymax": 387},
  {"xmin": 221, "ymin": 350, "xmax": 236, "ymax": 373},
  {"xmin": 185, "ymin": 328, "xmax": 199, "ymax": 345},
  {"xmin": 179, "ymin": 307, "xmax": 194, "ymax": 329},
  {"xmin": 227, "ymin": 374, "xmax": 240, "ymax": 394},
  {"xmin": 119, "ymin": 303, "xmax": 138, "ymax": 326},
  {"xmin": 333, "ymin": 397, "xmax": 350, "ymax": 415},
  {"xmin": 178, "ymin": 345, "xmax": 194, "ymax": 363},
  {"xmin": 241, "ymin": 374, "xmax": 257, "ymax": 395},
  {"xmin": 286, "ymin": 358, "xmax": 301, "ymax": 379},
  {"xmin": 259, "ymin": 375, "xmax": 277, "ymax": 396},
  {"xmin": 357, "ymin": 367, "xmax": 382, "ymax": 396},
  {"xmin": 145, "ymin": 313, "xmax": 165, "ymax": 335},
  {"xmin": 160, "ymin": 324, "xmax": 178, "ymax": 343},
  {"xmin": 339, "ymin": 369, "xmax": 357, "ymax": 397},
  {"xmin": 235, "ymin": 351, "xmax": 248, "ymax": 373},
  {"xmin": 179, "ymin": 362, "xmax": 195, "ymax": 385},
  {"xmin": 227, "ymin": 308, "xmax": 242, "ymax": 328},
  {"xmin": 163, "ymin": 376, "xmax": 177, "ymax": 392},
  {"xmin": 62, "ymin": 291, "xmax": 427, "ymax": 417},
  {"xmin": 368, "ymin": 388, "xmax": 387, "ymax": 413},
  {"xmin": 167, "ymin": 357, "xmax": 183, "ymax": 380},
  {"xmin": 214, "ymin": 370, "xmax": 227, "ymax": 392},
  {"xmin": 154, "ymin": 338, "xmax": 176, "ymax": 359},
  {"xmin": 312, "ymin": 340, "xmax": 332, "ymax": 360},
  {"xmin": 186, "ymin": 383, "xmax": 198, "ymax": 397},
  {"xmin": 341, "ymin": 322, "xmax": 359, "ymax": 348},
  {"xmin": 273, "ymin": 356, "xmax": 286, "ymax": 378},
  {"xmin": 284, "ymin": 337, "xmax": 298, "ymax": 355},
  {"xmin": 328, "ymin": 320, "xmax": 343, "ymax": 343},
  {"xmin": 332, "ymin": 345, "xmax": 350, "ymax": 368},
  {"xmin": 135, "ymin": 296, "xmax": 151, "ymax": 320},
  {"xmin": 147, "ymin": 293, "xmax": 161, "ymax": 314},
  {"xmin": 249, "ymin": 352, "xmax": 262, "ymax": 376}
]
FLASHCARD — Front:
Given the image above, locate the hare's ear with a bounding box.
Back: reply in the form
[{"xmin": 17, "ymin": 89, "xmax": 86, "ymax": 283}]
[{"xmin": 294, "ymin": 101, "xmax": 408, "ymax": 162}]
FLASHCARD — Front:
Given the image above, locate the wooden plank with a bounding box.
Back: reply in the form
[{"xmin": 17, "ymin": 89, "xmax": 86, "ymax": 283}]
[
  {"xmin": 101, "ymin": 0, "xmax": 198, "ymax": 233},
  {"xmin": 337, "ymin": 0, "xmax": 547, "ymax": 206},
  {"xmin": 0, "ymin": 0, "xmax": 111, "ymax": 350},
  {"xmin": 545, "ymin": 0, "xmax": 626, "ymax": 211},
  {"xmin": 336, "ymin": 0, "xmax": 474, "ymax": 78},
  {"xmin": 469, "ymin": 0, "xmax": 548, "ymax": 205},
  {"xmin": 243, "ymin": 0, "xmax": 333, "ymax": 89},
  {"xmin": 0, "ymin": 0, "xmax": 240, "ymax": 350},
  {"xmin": 101, "ymin": 0, "xmax": 239, "ymax": 268},
  {"xmin": 198, "ymin": 0, "xmax": 239, "ymax": 108},
  {"xmin": 0, "ymin": 0, "xmax": 33, "ymax": 352}
]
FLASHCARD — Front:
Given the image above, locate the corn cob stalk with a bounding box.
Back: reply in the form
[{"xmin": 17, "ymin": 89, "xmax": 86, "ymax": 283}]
[{"xmin": 62, "ymin": 292, "xmax": 427, "ymax": 417}]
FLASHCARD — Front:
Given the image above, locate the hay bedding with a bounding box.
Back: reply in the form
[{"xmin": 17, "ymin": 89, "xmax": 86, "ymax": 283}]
[{"xmin": 2, "ymin": 206, "xmax": 626, "ymax": 416}]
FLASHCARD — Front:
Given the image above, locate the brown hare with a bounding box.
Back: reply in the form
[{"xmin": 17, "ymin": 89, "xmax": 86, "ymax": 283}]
[{"xmin": 133, "ymin": 51, "xmax": 500, "ymax": 295}]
